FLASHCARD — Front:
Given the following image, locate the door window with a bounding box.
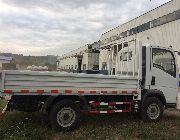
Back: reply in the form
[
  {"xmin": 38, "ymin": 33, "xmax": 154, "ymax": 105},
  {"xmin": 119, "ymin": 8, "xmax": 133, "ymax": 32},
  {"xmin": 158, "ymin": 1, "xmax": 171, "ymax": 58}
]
[{"xmin": 152, "ymin": 48, "xmax": 176, "ymax": 77}]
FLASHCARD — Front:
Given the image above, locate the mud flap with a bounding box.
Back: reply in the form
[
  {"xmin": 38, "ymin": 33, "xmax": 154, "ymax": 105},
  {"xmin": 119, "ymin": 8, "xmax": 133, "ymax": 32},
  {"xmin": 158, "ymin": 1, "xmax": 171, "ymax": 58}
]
[{"xmin": 0, "ymin": 100, "xmax": 11, "ymax": 120}]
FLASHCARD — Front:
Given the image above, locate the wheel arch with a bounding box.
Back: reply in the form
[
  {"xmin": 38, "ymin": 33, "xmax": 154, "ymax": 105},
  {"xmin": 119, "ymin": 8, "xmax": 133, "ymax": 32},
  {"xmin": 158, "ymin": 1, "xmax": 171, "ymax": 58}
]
[
  {"xmin": 142, "ymin": 89, "xmax": 166, "ymax": 107},
  {"xmin": 44, "ymin": 95, "xmax": 88, "ymax": 113}
]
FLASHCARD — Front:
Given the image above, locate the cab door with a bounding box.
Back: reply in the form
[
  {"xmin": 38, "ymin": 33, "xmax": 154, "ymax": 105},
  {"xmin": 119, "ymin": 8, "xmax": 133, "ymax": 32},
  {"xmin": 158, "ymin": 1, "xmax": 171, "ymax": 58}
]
[{"xmin": 150, "ymin": 48, "xmax": 178, "ymax": 104}]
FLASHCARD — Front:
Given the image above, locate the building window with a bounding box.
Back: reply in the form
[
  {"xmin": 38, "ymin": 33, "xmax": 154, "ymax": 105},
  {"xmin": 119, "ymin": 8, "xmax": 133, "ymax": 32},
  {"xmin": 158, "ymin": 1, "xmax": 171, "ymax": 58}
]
[
  {"xmin": 118, "ymin": 44, "xmax": 122, "ymax": 52},
  {"xmin": 83, "ymin": 64, "xmax": 86, "ymax": 70},
  {"xmin": 137, "ymin": 22, "xmax": 150, "ymax": 33},
  {"xmin": 129, "ymin": 51, "xmax": 133, "ymax": 60},
  {"xmin": 166, "ymin": 12, "xmax": 176, "ymax": 23},
  {"xmin": 120, "ymin": 52, "xmax": 128, "ymax": 61},
  {"xmin": 151, "ymin": 9, "xmax": 180, "ymax": 28},
  {"xmin": 129, "ymin": 28, "xmax": 134, "ymax": 35},
  {"xmin": 75, "ymin": 65, "xmax": 77, "ymax": 70},
  {"xmin": 102, "ymin": 62, "xmax": 107, "ymax": 70},
  {"xmin": 113, "ymin": 45, "xmax": 118, "ymax": 54},
  {"xmin": 120, "ymin": 31, "xmax": 128, "ymax": 37},
  {"xmin": 123, "ymin": 42, "xmax": 128, "ymax": 48},
  {"xmin": 175, "ymin": 9, "xmax": 180, "ymax": 19},
  {"xmin": 93, "ymin": 65, "xmax": 99, "ymax": 70},
  {"xmin": 152, "ymin": 15, "xmax": 166, "ymax": 27},
  {"xmin": 130, "ymin": 10, "xmax": 180, "ymax": 36},
  {"xmin": 120, "ymin": 51, "xmax": 132, "ymax": 61}
]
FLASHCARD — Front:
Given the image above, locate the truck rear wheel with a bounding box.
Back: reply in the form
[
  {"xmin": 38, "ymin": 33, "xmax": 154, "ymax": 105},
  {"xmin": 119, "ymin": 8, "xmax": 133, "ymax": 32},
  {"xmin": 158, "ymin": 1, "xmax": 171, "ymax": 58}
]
[
  {"xmin": 49, "ymin": 99, "xmax": 81, "ymax": 131},
  {"xmin": 141, "ymin": 97, "xmax": 164, "ymax": 122}
]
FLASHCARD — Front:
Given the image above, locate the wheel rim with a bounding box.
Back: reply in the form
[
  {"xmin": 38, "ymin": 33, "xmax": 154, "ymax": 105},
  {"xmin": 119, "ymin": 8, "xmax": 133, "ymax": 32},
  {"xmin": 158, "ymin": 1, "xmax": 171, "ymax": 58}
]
[
  {"xmin": 147, "ymin": 103, "xmax": 160, "ymax": 120},
  {"xmin": 57, "ymin": 107, "xmax": 76, "ymax": 127}
]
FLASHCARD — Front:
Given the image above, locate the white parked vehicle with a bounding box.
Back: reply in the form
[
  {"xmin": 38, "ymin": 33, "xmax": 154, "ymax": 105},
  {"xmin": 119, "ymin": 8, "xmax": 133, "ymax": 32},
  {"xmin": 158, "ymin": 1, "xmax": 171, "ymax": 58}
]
[{"xmin": 0, "ymin": 41, "xmax": 179, "ymax": 131}]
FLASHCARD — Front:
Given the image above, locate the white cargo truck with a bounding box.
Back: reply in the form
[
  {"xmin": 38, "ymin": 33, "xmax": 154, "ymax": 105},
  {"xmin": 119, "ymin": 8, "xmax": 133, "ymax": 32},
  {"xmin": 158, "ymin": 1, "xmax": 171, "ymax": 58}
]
[{"xmin": 0, "ymin": 40, "xmax": 179, "ymax": 131}]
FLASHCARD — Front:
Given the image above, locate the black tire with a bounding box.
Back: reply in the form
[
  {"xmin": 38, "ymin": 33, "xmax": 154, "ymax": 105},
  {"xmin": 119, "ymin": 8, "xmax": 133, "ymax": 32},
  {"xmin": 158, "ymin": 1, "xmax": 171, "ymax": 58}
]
[
  {"xmin": 141, "ymin": 97, "xmax": 164, "ymax": 122},
  {"xmin": 49, "ymin": 99, "xmax": 81, "ymax": 131}
]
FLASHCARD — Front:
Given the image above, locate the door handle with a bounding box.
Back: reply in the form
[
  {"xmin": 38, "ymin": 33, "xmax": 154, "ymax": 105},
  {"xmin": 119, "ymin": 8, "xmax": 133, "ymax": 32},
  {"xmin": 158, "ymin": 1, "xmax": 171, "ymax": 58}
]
[{"xmin": 151, "ymin": 76, "xmax": 155, "ymax": 85}]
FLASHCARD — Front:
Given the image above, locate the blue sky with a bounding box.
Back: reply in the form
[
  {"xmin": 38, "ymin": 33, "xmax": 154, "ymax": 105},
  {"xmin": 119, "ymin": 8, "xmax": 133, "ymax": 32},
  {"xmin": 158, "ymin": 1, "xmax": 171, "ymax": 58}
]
[{"xmin": 0, "ymin": 0, "xmax": 171, "ymax": 56}]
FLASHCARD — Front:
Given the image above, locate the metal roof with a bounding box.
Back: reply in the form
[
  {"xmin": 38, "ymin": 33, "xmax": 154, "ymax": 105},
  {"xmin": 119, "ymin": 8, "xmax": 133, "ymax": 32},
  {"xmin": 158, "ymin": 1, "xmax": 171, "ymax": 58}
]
[{"xmin": 0, "ymin": 56, "xmax": 13, "ymax": 61}]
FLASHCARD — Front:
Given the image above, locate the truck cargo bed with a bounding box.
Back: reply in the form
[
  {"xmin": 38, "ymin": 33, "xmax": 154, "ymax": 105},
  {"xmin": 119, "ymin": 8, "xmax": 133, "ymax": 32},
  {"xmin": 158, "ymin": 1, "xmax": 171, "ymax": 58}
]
[{"xmin": 0, "ymin": 70, "xmax": 139, "ymax": 95}]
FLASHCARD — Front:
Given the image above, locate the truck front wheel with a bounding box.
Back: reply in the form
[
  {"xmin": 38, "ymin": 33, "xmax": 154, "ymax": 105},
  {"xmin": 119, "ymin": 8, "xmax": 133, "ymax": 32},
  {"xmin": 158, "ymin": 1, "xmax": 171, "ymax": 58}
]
[
  {"xmin": 49, "ymin": 99, "xmax": 81, "ymax": 131},
  {"xmin": 141, "ymin": 97, "xmax": 164, "ymax": 122}
]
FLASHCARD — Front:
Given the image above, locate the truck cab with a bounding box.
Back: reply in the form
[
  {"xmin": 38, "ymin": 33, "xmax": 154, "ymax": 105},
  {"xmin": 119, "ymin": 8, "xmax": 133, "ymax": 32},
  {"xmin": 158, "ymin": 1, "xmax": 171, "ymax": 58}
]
[
  {"xmin": 144, "ymin": 45, "xmax": 178, "ymax": 105},
  {"xmin": 116, "ymin": 41, "xmax": 178, "ymax": 106}
]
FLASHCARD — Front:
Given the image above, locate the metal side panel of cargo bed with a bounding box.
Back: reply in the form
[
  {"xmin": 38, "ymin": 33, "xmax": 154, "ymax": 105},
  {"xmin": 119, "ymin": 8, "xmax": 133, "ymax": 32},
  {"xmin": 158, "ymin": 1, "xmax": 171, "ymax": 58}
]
[{"xmin": 0, "ymin": 70, "xmax": 139, "ymax": 95}]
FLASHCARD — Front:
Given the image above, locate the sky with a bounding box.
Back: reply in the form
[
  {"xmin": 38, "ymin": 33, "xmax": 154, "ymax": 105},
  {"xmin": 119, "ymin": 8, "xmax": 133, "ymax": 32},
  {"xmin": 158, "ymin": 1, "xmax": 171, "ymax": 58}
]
[{"xmin": 0, "ymin": 0, "xmax": 171, "ymax": 56}]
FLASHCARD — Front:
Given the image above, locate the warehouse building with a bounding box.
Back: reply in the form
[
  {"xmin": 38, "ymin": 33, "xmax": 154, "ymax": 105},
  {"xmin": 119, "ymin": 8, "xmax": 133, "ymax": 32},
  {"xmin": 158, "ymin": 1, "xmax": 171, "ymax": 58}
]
[
  {"xmin": 57, "ymin": 42, "xmax": 100, "ymax": 73},
  {"xmin": 99, "ymin": 0, "xmax": 180, "ymax": 75},
  {"xmin": 0, "ymin": 56, "xmax": 13, "ymax": 70}
]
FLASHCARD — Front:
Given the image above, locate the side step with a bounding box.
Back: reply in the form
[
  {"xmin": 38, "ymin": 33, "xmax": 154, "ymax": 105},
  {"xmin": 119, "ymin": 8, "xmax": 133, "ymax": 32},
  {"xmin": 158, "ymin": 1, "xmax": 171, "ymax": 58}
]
[{"xmin": 89, "ymin": 101, "xmax": 132, "ymax": 114}]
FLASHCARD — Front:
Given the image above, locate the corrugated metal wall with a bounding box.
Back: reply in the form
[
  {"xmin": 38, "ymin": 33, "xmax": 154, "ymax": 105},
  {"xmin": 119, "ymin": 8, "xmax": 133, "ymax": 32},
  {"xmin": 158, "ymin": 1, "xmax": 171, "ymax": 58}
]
[{"xmin": 99, "ymin": 0, "xmax": 180, "ymax": 71}]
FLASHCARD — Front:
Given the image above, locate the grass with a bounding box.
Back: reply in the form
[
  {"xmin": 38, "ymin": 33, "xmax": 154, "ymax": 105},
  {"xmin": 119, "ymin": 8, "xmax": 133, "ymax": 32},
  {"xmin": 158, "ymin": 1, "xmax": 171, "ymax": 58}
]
[{"xmin": 0, "ymin": 101, "xmax": 180, "ymax": 140}]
